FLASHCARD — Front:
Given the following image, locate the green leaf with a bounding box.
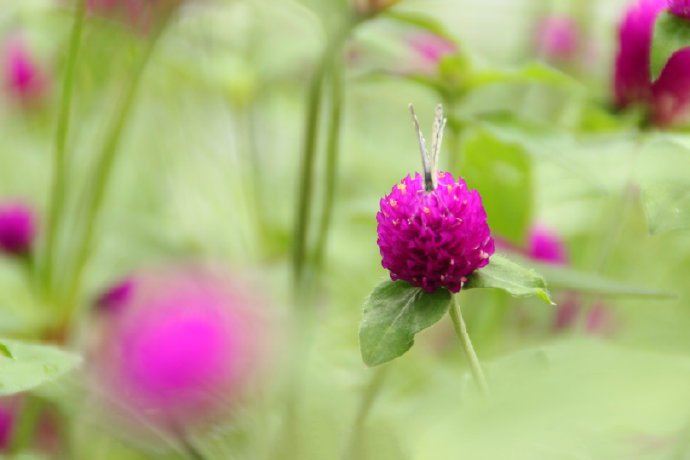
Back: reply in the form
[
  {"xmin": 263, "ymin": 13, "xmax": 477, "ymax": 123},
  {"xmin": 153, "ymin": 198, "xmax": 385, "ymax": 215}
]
[
  {"xmin": 465, "ymin": 254, "xmax": 553, "ymax": 304},
  {"xmin": 466, "ymin": 62, "xmax": 582, "ymax": 91},
  {"xmin": 0, "ymin": 339, "xmax": 81, "ymax": 396},
  {"xmin": 650, "ymin": 12, "xmax": 690, "ymax": 81},
  {"xmin": 461, "ymin": 128, "xmax": 533, "ymax": 245},
  {"xmin": 532, "ymin": 262, "xmax": 676, "ymax": 299},
  {"xmin": 359, "ymin": 280, "xmax": 452, "ymax": 367}
]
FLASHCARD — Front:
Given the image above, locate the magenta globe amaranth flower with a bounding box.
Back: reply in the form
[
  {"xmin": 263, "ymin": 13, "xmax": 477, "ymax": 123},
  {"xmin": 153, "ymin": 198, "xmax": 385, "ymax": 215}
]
[
  {"xmin": 0, "ymin": 201, "xmax": 36, "ymax": 256},
  {"xmin": 377, "ymin": 106, "xmax": 494, "ymax": 293},
  {"xmin": 669, "ymin": 0, "xmax": 690, "ymax": 18},
  {"xmin": 94, "ymin": 266, "xmax": 271, "ymax": 426},
  {"xmin": 614, "ymin": 0, "xmax": 690, "ymax": 126}
]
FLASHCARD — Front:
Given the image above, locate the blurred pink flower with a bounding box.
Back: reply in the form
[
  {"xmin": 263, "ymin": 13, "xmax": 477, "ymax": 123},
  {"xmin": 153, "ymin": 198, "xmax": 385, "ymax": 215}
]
[
  {"xmin": 534, "ymin": 15, "xmax": 580, "ymax": 61},
  {"xmin": 2, "ymin": 37, "xmax": 48, "ymax": 105},
  {"xmin": 0, "ymin": 201, "xmax": 36, "ymax": 257},
  {"xmin": 586, "ymin": 302, "xmax": 618, "ymax": 335},
  {"xmin": 0, "ymin": 401, "xmax": 14, "ymax": 451},
  {"xmin": 408, "ymin": 33, "xmax": 457, "ymax": 68},
  {"xmin": 96, "ymin": 276, "xmax": 135, "ymax": 313},
  {"xmin": 553, "ymin": 294, "xmax": 580, "ymax": 331},
  {"xmin": 527, "ymin": 224, "xmax": 568, "ymax": 265},
  {"xmin": 614, "ymin": 0, "xmax": 690, "ymax": 126},
  {"xmin": 668, "ymin": 0, "xmax": 690, "ymax": 18},
  {"xmin": 94, "ymin": 266, "xmax": 271, "ymax": 426},
  {"xmin": 87, "ymin": 0, "xmax": 180, "ymax": 33}
]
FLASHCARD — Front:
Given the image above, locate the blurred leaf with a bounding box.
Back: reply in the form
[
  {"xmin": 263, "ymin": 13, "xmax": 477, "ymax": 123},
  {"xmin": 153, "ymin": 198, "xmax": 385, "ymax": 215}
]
[
  {"xmin": 0, "ymin": 339, "xmax": 80, "ymax": 396},
  {"xmin": 359, "ymin": 280, "xmax": 451, "ymax": 367},
  {"xmin": 461, "ymin": 127, "xmax": 533, "ymax": 244},
  {"xmin": 0, "ymin": 343, "xmax": 12, "ymax": 359},
  {"xmin": 383, "ymin": 11, "xmax": 453, "ymax": 39},
  {"xmin": 465, "ymin": 254, "xmax": 553, "ymax": 304},
  {"xmin": 533, "ymin": 262, "xmax": 676, "ymax": 299},
  {"xmin": 466, "ymin": 62, "xmax": 582, "ymax": 91},
  {"xmin": 650, "ymin": 12, "xmax": 690, "ymax": 80},
  {"xmin": 643, "ymin": 183, "xmax": 690, "ymax": 234}
]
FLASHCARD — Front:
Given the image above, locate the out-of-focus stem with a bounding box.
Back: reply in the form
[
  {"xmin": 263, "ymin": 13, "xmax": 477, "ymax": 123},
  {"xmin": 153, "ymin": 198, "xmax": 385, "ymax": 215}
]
[
  {"xmin": 341, "ymin": 366, "xmax": 389, "ymax": 460},
  {"xmin": 292, "ymin": 15, "xmax": 360, "ymax": 297},
  {"xmin": 8, "ymin": 396, "xmax": 42, "ymax": 454},
  {"xmin": 42, "ymin": 0, "xmax": 88, "ymax": 297},
  {"xmin": 449, "ymin": 294, "xmax": 490, "ymax": 399},
  {"xmin": 58, "ymin": 14, "xmax": 172, "ymax": 332},
  {"xmin": 312, "ymin": 53, "xmax": 344, "ymax": 273}
]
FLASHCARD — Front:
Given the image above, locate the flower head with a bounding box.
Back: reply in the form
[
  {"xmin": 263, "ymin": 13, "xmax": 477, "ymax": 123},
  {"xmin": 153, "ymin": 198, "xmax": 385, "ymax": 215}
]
[
  {"xmin": 669, "ymin": 0, "xmax": 690, "ymax": 18},
  {"xmin": 376, "ymin": 105, "xmax": 494, "ymax": 293},
  {"xmin": 614, "ymin": 0, "xmax": 690, "ymax": 126},
  {"xmin": 94, "ymin": 266, "xmax": 270, "ymax": 425},
  {"xmin": 527, "ymin": 224, "xmax": 568, "ymax": 265},
  {"xmin": 96, "ymin": 277, "xmax": 135, "ymax": 313},
  {"xmin": 0, "ymin": 202, "xmax": 36, "ymax": 256},
  {"xmin": 3, "ymin": 36, "xmax": 48, "ymax": 105},
  {"xmin": 534, "ymin": 15, "xmax": 580, "ymax": 61}
]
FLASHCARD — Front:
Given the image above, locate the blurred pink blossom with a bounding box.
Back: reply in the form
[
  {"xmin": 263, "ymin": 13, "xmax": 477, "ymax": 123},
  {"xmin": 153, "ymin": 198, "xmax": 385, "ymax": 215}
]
[
  {"xmin": 534, "ymin": 15, "xmax": 580, "ymax": 61},
  {"xmin": 2, "ymin": 37, "xmax": 48, "ymax": 105},
  {"xmin": 94, "ymin": 266, "xmax": 272, "ymax": 427},
  {"xmin": 408, "ymin": 33, "xmax": 457, "ymax": 68},
  {"xmin": 527, "ymin": 224, "xmax": 568, "ymax": 265}
]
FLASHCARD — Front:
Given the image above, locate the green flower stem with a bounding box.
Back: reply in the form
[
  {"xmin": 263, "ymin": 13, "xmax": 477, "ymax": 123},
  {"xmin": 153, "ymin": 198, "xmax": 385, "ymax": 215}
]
[
  {"xmin": 8, "ymin": 395, "xmax": 42, "ymax": 454},
  {"xmin": 42, "ymin": 0, "xmax": 88, "ymax": 296},
  {"xmin": 341, "ymin": 366, "xmax": 389, "ymax": 460},
  {"xmin": 312, "ymin": 52, "xmax": 345, "ymax": 273},
  {"xmin": 58, "ymin": 15, "xmax": 172, "ymax": 332},
  {"xmin": 292, "ymin": 14, "xmax": 361, "ymax": 296},
  {"xmin": 449, "ymin": 294, "xmax": 490, "ymax": 399}
]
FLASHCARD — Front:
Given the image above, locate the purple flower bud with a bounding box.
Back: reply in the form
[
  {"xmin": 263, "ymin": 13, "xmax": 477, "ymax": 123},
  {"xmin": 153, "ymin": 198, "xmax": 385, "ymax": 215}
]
[
  {"xmin": 0, "ymin": 201, "xmax": 36, "ymax": 256},
  {"xmin": 2, "ymin": 36, "xmax": 48, "ymax": 105},
  {"xmin": 96, "ymin": 277, "xmax": 135, "ymax": 313},
  {"xmin": 527, "ymin": 224, "xmax": 568, "ymax": 265},
  {"xmin": 614, "ymin": 0, "xmax": 690, "ymax": 126},
  {"xmin": 377, "ymin": 172, "xmax": 495, "ymax": 293},
  {"xmin": 669, "ymin": 0, "xmax": 690, "ymax": 18},
  {"xmin": 534, "ymin": 15, "xmax": 580, "ymax": 62},
  {"xmin": 94, "ymin": 267, "xmax": 270, "ymax": 426}
]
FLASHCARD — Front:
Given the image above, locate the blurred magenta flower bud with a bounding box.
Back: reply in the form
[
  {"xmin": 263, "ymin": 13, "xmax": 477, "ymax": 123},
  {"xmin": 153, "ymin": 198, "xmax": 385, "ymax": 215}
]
[
  {"xmin": 96, "ymin": 277, "xmax": 135, "ymax": 313},
  {"xmin": 87, "ymin": 0, "xmax": 181, "ymax": 33},
  {"xmin": 527, "ymin": 224, "xmax": 568, "ymax": 265},
  {"xmin": 586, "ymin": 302, "xmax": 617, "ymax": 335},
  {"xmin": 94, "ymin": 266, "xmax": 272, "ymax": 427},
  {"xmin": 377, "ymin": 171, "xmax": 495, "ymax": 293},
  {"xmin": 534, "ymin": 15, "xmax": 580, "ymax": 61},
  {"xmin": 669, "ymin": 0, "xmax": 690, "ymax": 18},
  {"xmin": 614, "ymin": 0, "xmax": 690, "ymax": 126},
  {"xmin": 2, "ymin": 36, "xmax": 48, "ymax": 106},
  {"xmin": 552, "ymin": 294, "xmax": 580, "ymax": 331},
  {"xmin": 0, "ymin": 400, "xmax": 15, "ymax": 451},
  {"xmin": 408, "ymin": 33, "xmax": 457, "ymax": 71},
  {"xmin": 0, "ymin": 201, "xmax": 36, "ymax": 257}
]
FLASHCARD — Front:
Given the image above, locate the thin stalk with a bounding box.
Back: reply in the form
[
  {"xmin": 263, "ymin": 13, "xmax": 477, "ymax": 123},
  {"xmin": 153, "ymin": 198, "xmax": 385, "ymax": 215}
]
[
  {"xmin": 291, "ymin": 14, "xmax": 360, "ymax": 296},
  {"xmin": 42, "ymin": 0, "xmax": 88, "ymax": 295},
  {"xmin": 8, "ymin": 396, "xmax": 42, "ymax": 454},
  {"xmin": 58, "ymin": 16, "xmax": 172, "ymax": 331},
  {"xmin": 312, "ymin": 53, "xmax": 344, "ymax": 273},
  {"xmin": 341, "ymin": 366, "xmax": 389, "ymax": 460},
  {"xmin": 449, "ymin": 295, "xmax": 490, "ymax": 399}
]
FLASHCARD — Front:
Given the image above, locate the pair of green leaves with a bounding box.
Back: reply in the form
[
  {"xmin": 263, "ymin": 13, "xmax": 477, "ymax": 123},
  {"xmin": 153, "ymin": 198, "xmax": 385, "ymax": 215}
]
[{"xmin": 359, "ymin": 255, "xmax": 553, "ymax": 367}]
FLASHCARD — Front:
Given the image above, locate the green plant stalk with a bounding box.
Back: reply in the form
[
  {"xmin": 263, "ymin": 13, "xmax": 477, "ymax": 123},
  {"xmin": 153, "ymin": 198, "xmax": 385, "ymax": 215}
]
[
  {"xmin": 449, "ymin": 294, "xmax": 490, "ymax": 399},
  {"xmin": 341, "ymin": 366, "xmax": 389, "ymax": 460},
  {"xmin": 42, "ymin": 0, "xmax": 88, "ymax": 296},
  {"xmin": 58, "ymin": 16, "xmax": 172, "ymax": 331},
  {"xmin": 291, "ymin": 14, "xmax": 361, "ymax": 296},
  {"xmin": 312, "ymin": 53, "xmax": 344, "ymax": 273},
  {"xmin": 8, "ymin": 395, "xmax": 42, "ymax": 454}
]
